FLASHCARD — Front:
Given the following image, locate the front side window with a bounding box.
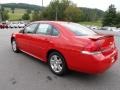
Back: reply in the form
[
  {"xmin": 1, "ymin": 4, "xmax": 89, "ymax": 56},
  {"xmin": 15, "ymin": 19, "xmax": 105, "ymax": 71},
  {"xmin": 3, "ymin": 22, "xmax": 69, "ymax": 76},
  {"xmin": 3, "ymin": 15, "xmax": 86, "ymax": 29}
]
[
  {"xmin": 36, "ymin": 24, "xmax": 52, "ymax": 35},
  {"xmin": 24, "ymin": 23, "xmax": 38, "ymax": 34}
]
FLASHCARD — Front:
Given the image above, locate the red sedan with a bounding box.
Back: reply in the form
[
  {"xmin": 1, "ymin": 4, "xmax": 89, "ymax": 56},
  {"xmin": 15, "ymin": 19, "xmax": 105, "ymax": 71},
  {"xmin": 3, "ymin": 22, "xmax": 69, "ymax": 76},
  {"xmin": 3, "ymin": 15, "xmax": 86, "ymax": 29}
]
[
  {"xmin": 11, "ymin": 21, "xmax": 118, "ymax": 75},
  {"xmin": 0, "ymin": 23, "xmax": 2, "ymax": 29},
  {"xmin": 0, "ymin": 23, "xmax": 8, "ymax": 29}
]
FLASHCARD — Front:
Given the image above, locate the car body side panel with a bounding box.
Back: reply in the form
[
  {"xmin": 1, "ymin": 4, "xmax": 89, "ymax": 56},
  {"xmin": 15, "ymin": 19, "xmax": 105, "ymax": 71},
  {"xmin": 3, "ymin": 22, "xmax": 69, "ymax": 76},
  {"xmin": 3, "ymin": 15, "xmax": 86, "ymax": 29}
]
[
  {"xmin": 27, "ymin": 34, "xmax": 52, "ymax": 61},
  {"xmin": 16, "ymin": 33, "xmax": 33, "ymax": 53},
  {"xmin": 11, "ymin": 21, "xmax": 118, "ymax": 74}
]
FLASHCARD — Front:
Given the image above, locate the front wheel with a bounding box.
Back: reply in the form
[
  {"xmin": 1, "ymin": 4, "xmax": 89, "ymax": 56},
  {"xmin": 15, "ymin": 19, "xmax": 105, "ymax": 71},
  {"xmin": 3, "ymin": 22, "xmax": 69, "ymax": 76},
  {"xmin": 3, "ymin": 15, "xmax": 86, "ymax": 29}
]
[
  {"xmin": 48, "ymin": 52, "xmax": 68, "ymax": 76},
  {"xmin": 11, "ymin": 39, "xmax": 20, "ymax": 53}
]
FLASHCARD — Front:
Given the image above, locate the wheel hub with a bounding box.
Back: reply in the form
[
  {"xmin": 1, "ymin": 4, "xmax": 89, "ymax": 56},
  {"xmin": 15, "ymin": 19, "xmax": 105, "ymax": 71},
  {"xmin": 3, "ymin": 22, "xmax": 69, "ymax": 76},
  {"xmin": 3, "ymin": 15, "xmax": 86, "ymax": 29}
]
[
  {"xmin": 50, "ymin": 55, "xmax": 63, "ymax": 73},
  {"xmin": 12, "ymin": 41, "xmax": 17, "ymax": 51}
]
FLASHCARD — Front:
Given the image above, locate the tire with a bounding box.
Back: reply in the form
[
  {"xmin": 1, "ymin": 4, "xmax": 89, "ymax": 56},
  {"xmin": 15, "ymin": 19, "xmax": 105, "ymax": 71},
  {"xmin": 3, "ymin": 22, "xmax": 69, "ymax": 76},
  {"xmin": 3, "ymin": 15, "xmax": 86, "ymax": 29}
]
[
  {"xmin": 11, "ymin": 39, "xmax": 20, "ymax": 53},
  {"xmin": 48, "ymin": 52, "xmax": 68, "ymax": 76}
]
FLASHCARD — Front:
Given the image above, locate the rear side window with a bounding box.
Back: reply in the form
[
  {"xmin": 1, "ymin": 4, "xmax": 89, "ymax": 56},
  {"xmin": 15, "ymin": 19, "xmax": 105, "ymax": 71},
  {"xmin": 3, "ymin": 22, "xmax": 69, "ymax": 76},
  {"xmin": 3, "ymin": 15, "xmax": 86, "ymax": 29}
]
[
  {"xmin": 58, "ymin": 22, "xmax": 97, "ymax": 36},
  {"xmin": 52, "ymin": 28, "xmax": 59, "ymax": 36},
  {"xmin": 36, "ymin": 23, "xmax": 60, "ymax": 36},
  {"xmin": 36, "ymin": 24, "xmax": 52, "ymax": 35}
]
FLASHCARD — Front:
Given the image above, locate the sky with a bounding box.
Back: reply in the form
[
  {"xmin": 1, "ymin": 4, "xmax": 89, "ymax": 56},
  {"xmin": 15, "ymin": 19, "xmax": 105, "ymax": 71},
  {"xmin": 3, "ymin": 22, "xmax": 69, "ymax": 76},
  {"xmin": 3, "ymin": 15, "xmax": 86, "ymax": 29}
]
[{"xmin": 0, "ymin": 0, "xmax": 120, "ymax": 11}]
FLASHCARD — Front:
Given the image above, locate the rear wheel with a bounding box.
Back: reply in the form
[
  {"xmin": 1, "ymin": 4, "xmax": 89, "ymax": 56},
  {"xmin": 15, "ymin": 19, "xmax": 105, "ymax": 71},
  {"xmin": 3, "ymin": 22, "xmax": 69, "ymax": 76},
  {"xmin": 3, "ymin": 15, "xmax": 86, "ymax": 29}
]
[
  {"xmin": 48, "ymin": 52, "xmax": 68, "ymax": 76},
  {"xmin": 11, "ymin": 39, "xmax": 20, "ymax": 53}
]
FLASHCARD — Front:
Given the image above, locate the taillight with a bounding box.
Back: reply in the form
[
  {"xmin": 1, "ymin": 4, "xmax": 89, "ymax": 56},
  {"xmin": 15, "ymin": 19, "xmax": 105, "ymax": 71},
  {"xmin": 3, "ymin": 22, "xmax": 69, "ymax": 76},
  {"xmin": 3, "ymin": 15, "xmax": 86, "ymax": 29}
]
[
  {"xmin": 82, "ymin": 42, "xmax": 101, "ymax": 55},
  {"xmin": 84, "ymin": 42, "xmax": 100, "ymax": 52},
  {"xmin": 81, "ymin": 51, "xmax": 102, "ymax": 55}
]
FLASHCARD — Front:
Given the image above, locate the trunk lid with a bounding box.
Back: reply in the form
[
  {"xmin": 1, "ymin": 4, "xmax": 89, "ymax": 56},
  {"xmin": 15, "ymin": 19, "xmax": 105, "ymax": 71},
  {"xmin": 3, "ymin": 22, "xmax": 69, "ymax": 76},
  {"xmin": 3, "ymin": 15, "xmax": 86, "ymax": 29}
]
[
  {"xmin": 88, "ymin": 35, "xmax": 115, "ymax": 54},
  {"xmin": 75, "ymin": 35, "xmax": 115, "ymax": 54},
  {"xmin": 88, "ymin": 35, "xmax": 114, "ymax": 48}
]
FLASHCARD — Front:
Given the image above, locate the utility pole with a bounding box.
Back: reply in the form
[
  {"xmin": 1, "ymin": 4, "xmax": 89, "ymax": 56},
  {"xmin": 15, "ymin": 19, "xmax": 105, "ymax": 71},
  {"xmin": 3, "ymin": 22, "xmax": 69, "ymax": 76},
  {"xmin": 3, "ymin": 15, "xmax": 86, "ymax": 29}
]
[
  {"xmin": 55, "ymin": 6, "xmax": 58, "ymax": 21},
  {"xmin": 42, "ymin": 0, "xmax": 43, "ymax": 7},
  {"xmin": 0, "ymin": 5, "xmax": 2, "ymax": 22}
]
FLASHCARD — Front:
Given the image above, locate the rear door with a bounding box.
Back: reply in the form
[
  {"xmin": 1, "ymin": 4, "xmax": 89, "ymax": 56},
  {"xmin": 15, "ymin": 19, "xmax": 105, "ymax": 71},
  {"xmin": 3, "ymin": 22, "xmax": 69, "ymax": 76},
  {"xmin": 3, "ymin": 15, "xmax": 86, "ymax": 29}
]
[
  {"xmin": 28, "ymin": 23, "xmax": 53, "ymax": 60},
  {"xmin": 16, "ymin": 23, "xmax": 38, "ymax": 53}
]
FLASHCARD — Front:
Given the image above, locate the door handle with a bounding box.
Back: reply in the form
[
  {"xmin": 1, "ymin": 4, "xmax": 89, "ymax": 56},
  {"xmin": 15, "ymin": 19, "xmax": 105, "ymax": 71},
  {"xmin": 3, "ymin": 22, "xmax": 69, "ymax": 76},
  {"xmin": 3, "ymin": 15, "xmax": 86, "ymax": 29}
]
[
  {"xmin": 41, "ymin": 38, "xmax": 47, "ymax": 40},
  {"xmin": 29, "ymin": 37, "xmax": 33, "ymax": 39}
]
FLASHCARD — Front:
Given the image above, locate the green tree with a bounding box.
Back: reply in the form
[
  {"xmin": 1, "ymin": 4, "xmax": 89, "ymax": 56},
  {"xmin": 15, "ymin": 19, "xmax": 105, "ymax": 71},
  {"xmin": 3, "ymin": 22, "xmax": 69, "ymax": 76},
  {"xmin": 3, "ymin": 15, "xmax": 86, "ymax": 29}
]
[
  {"xmin": 1, "ymin": 6, "xmax": 5, "ymax": 12},
  {"xmin": 11, "ymin": 7, "xmax": 15, "ymax": 13},
  {"xmin": 116, "ymin": 12, "xmax": 120, "ymax": 27},
  {"xmin": 22, "ymin": 13, "xmax": 30, "ymax": 20},
  {"xmin": 32, "ymin": 10, "xmax": 41, "ymax": 21},
  {"xmin": 64, "ymin": 4, "xmax": 81, "ymax": 22},
  {"xmin": 102, "ymin": 4, "xmax": 117, "ymax": 26},
  {"xmin": 1, "ymin": 10, "xmax": 9, "ymax": 21},
  {"xmin": 1, "ymin": 7, "xmax": 9, "ymax": 21},
  {"xmin": 27, "ymin": 9, "xmax": 31, "ymax": 14},
  {"xmin": 42, "ymin": 0, "xmax": 70, "ymax": 20}
]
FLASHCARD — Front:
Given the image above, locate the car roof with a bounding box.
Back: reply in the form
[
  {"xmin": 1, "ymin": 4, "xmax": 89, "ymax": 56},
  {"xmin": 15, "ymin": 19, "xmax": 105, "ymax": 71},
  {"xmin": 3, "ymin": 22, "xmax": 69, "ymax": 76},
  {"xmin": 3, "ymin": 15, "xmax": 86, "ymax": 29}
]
[{"xmin": 32, "ymin": 21, "xmax": 72, "ymax": 25}]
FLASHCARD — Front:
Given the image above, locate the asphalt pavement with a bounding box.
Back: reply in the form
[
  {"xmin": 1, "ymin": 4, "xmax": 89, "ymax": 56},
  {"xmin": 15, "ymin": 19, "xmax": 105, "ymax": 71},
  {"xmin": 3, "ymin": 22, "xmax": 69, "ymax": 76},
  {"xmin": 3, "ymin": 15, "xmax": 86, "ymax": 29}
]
[{"xmin": 0, "ymin": 29, "xmax": 120, "ymax": 90}]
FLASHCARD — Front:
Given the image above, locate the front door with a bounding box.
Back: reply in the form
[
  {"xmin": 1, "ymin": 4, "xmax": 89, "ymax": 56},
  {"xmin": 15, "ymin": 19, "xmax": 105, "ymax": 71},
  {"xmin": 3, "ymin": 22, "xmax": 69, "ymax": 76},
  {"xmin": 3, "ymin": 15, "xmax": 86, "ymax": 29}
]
[{"xmin": 16, "ymin": 23, "xmax": 38, "ymax": 53}]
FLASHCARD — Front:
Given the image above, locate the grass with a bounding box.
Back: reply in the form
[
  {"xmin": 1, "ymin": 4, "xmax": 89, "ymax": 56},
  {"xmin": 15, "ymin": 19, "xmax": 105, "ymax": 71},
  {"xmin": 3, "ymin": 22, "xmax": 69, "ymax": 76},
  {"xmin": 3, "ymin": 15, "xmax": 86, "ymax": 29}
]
[
  {"xmin": 5, "ymin": 8, "xmax": 26, "ymax": 21},
  {"xmin": 79, "ymin": 21, "xmax": 102, "ymax": 27},
  {"xmin": 8, "ymin": 13, "xmax": 24, "ymax": 21}
]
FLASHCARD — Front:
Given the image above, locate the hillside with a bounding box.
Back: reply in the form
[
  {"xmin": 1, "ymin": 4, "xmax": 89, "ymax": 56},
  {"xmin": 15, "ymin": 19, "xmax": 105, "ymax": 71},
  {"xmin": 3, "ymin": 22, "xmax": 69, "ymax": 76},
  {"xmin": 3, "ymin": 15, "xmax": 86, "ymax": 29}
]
[
  {"xmin": 1, "ymin": 3, "xmax": 43, "ymax": 10},
  {"xmin": 0, "ymin": 3, "xmax": 104, "ymax": 21},
  {"xmin": 0, "ymin": 3, "xmax": 43, "ymax": 20},
  {"xmin": 80, "ymin": 7, "xmax": 104, "ymax": 21}
]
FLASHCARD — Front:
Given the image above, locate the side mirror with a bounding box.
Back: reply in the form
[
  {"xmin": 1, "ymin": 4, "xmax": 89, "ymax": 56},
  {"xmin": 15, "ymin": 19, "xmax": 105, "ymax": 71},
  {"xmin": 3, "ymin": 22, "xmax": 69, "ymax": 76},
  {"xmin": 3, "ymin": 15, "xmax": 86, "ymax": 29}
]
[{"xmin": 19, "ymin": 29, "xmax": 24, "ymax": 33}]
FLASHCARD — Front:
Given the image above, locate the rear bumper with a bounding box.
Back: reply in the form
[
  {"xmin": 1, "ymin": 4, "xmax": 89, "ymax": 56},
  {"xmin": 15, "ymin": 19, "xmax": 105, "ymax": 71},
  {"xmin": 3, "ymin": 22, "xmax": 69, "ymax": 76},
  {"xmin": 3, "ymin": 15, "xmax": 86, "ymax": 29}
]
[
  {"xmin": 86, "ymin": 49, "xmax": 118, "ymax": 74},
  {"xmin": 67, "ymin": 48, "xmax": 118, "ymax": 74}
]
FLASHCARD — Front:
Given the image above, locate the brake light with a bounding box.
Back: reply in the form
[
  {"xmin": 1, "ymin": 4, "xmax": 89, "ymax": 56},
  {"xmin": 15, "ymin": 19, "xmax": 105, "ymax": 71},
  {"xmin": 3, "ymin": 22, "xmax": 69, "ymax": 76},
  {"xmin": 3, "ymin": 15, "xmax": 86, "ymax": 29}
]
[
  {"xmin": 84, "ymin": 42, "xmax": 100, "ymax": 51},
  {"xmin": 82, "ymin": 42, "xmax": 101, "ymax": 55}
]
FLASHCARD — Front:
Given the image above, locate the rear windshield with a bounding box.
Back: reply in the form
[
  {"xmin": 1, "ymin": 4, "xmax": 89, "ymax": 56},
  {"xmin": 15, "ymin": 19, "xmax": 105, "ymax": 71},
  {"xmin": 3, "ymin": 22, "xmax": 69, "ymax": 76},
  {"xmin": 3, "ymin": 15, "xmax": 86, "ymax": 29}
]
[{"xmin": 59, "ymin": 22, "xmax": 97, "ymax": 36}]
